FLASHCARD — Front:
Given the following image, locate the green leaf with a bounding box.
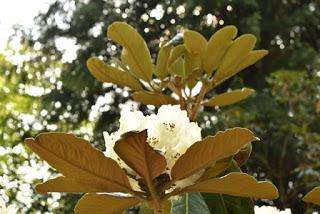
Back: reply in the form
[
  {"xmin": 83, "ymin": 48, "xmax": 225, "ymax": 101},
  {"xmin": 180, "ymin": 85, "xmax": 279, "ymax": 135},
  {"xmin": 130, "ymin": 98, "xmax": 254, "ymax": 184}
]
[
  {"xmin": 235, "ymin": 50, "xmax": 269, "ymax": 72},
  {"xmin": 139, "ymin": 204, "xmax": 153, "ymax": 214},
  {"xmin": 172, "ymin": 193, "xmax": 210, "ymax": 214},
  {"xmin": 203, "ymin": 25, "xmax": 238, "ymax": 74},
  {"xmin": 169, "ymin": 57, "xmax": 185, "ymax": 77},
  {"xmin": 213, "ymin": 34, "xmax": 257, "ymax": 85},
  {"xmin": 87, "ymin": 57, "xmax": 143, "ymax": 91},
  {"xmin": 111, "ymin": 57, "xmax": 130, "ymax": 72},
  {"xmin": 202, "ymin": 162, "xmax": 254, "ymax": 214},
  {"xmin": 168, "ymin": 44, "xmax": 186, "ymax": 67},
  {"xmin": 185, "ymin": 69, "xmax": 202, "ymax": 89},
  {"xmin": 184, "ymin": 52, "xmax": 201, "ymax": 76},
  {"xmin": 138, "ymin": 200, "xmax": 171, "ymax": 214},
  {"xmin": 155, "ymin": 45, "xmax": 173, "ymax": 79},
  {"xmin": 107, "ymin": 22, "xmax": 153, "ymax": 82},
  {"xmin": 75, "ymin": 193, "xmax": 140, "ymax": 214},
  {"xmin": 183, "ymin": 30, "xmax": 207, "ymax": 64},
  {"xmin": 132, "ymin": 91, "xmax": 178, "ymax": 106},
  {"xmin": 201, "ymin": 193, "xmax": 254, "ymax": 214},
  {"xmin": 203, "ymin": 88, "xmax": 255, "ymax": 107}
]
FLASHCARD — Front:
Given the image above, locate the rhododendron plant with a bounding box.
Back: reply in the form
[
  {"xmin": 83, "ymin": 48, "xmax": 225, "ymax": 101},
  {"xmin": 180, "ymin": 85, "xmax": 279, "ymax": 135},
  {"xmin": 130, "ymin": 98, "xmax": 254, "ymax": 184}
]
[{"xmin": 25, "ymin": 22, "xmax": 280, "ymax": 213}]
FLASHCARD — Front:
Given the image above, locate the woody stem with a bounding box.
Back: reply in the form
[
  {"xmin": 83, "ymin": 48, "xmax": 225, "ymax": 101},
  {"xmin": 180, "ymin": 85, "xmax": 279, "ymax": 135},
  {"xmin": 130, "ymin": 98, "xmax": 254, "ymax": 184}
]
[{"xmin": 190, "ymin": 82, "xmax": 208, "ymax": 121}]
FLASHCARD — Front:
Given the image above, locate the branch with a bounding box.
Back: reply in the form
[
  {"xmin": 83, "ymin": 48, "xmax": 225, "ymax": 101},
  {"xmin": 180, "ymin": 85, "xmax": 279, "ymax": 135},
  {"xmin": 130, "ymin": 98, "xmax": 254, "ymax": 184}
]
[{"xmin": 189, "ymin": 82, "xmax": 208, "ymax": 121}]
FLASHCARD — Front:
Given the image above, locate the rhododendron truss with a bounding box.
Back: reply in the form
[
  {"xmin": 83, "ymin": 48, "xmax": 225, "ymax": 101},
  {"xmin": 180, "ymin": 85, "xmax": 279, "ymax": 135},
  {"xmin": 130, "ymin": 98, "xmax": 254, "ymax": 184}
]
[{"xmin": 25, "ymin": 105, "xmax": 278, "ymax": 213}]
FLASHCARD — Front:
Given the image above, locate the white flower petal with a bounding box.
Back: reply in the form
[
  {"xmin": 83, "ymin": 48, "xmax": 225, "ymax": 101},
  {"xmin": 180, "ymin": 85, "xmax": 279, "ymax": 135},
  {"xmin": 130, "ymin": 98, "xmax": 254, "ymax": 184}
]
[{"xmin": 103, "ymin": 105, "xmax": 203, "ymax": 186}]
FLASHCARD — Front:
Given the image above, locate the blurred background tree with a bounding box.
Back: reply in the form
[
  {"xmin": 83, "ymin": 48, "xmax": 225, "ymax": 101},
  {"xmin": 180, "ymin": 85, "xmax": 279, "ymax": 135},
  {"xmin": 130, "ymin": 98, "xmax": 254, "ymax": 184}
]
[{"xmin": 0, "ymin": 0, "xmax": 319, "ymax": 213}]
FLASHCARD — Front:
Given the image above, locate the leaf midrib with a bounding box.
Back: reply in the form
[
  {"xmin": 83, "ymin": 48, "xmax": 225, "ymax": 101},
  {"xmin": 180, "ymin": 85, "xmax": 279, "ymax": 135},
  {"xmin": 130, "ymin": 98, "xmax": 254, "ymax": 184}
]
[
  {"xmin": 36, "ymin": 142, "xmax": 130, "ymax": 191},
  {"xmin": 113, "ymin": 26, "xmax": 150, "ymax": 81}
]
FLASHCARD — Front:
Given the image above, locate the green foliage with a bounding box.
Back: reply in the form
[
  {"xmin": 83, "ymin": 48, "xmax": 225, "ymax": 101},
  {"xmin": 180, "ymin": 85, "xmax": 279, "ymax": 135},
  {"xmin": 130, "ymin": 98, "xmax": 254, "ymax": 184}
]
[
  {"xmin": 202, "ymin": 162, "xmax": 254, "ymax": 214},
  {"xmin": 172, "ymin": 193, "xmax": 210, "ymax": 214}
]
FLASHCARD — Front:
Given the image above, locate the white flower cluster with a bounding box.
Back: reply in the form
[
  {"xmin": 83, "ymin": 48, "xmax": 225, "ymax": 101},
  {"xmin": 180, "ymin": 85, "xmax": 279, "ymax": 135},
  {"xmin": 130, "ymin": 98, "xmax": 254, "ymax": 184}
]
[
  {"xmin": 0, "ymin": 197, "xmax": 17, "ymax": 214},
  {"xmin": 103, "ymin": 105, "xmax": 202, "ymax": 189},
  {"xmin": 254, "ymin": 206, "xmax": 291, "ymax": 214}
]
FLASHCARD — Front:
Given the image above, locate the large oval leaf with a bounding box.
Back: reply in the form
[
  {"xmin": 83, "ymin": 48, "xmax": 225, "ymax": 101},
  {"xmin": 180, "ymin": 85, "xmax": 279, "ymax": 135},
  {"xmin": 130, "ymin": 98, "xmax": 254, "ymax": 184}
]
[
  {"xmin": 25, "ymin": 133, "xmax": 131, "ymax": 193},
  {"xmin": 198, "ymin": 157, "xmax": 233, "ymax": 181},
  {"xmin": 202, "ymin": 193, "xmax": 254, "ymax": 214},
  {"xmin": 203, "ymin": 88, "xmax": 255, "ymax": 107},
  {"xmin": 235, "ymin": 50, "xmax": 268, "ymax": 72},
  {"xmin": 168, "ymin": 44, "xmax": 186, "ymax": 67},
  {"xmin": 36, "ymin": 176, "xmax": 103, "ymax": 193},
  {"xmin": 183, "ymin": 30, "xmax": 207, "ymax": 64},
  {"xmin": 182, "ymin": 172, "xmax": 279, "ymax": 199},
  {"xmin": 114, "ymin": 130, "xmax": 166, "ymax": 184},
  {"xmin": 87, "ymin": 57, "xmax": 142, "ymax": 91},
  {"xmin": 172, "ymin": 193, "xmax": 210, "ymax": 214},
  {"xmin": 213, "ymin": 34, "xmax": 256, "ymax": 85},
  {"xmin": 303, "ymin": 186, "xmax": 320, "ymax": 205},
  {"xmin": 132, "ymin": 91, "xmax": 178, "ymax": 106},
  {"xmin": 75, "ymin": 193, "xmax": 140, "ymax": 214},
  {"xmin": 169, "ymin": 57, "xmax": 185, "ymax": 77},
  {"xmin": 171, "ymin": 128, "xmax": 257, "ymax": 181},
  {"xmin": 155, "ymin": 45, "xmax": 173, "ymax": 79},
  {"xmin": 184, "ymin": 52, "xmax": 201, "ymax": 76},
  {"xmin": 203, "ymin": 25, "xmax": 238, "ymax": 74},
  {"xmin": 139, "ymin": 201, "xmax": 172, "ymax": 214},
  {"xmin": 202, "ymin": 161, "xmax": 254, "ymax": 214},
  {"xmin": 107, "ymin": 22, "xmax": 153, "ymax": 82}
]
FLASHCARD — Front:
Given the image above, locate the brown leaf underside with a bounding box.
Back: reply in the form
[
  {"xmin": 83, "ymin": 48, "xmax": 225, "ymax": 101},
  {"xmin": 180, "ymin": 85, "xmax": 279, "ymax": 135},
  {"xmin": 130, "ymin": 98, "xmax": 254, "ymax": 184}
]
[
  {"xmin": 183, "ymin": 172, "xmax": 279, "ymax": 199},
  {"xmin": 171, "ymin": 127, "xmax": 257, "ymax": 181},
  {"xmin": 303, "ymin": 186, "xmax": 320, "ymax": 205},
  {"xmin": 75, "ymin": 193, "xmax": 140, "ymax": 214},
  {"xmin": 25, "ymin": 133, "xmax": 131, "ymax": 193},
  {"xmin": 114, "ymin": 130, "xmax": 166, "ymax": 184}
]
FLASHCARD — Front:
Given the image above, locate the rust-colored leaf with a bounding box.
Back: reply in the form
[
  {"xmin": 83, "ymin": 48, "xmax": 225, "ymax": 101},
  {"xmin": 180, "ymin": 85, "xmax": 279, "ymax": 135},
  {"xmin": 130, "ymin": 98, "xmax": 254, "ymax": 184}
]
[
  {"xmin": 132, "ymin": 91, "xmax": 178, "ymax": 106},
  {"xmin": 25, "ymin": 133, "xmax": 131, "ymax": 193},
  {"xmin": 198, "ymin": 157, "xmax": 233, "ymax": 181},
  {"xmin": 171, "ymin": 128, "xmax": 257, "ymax": 181},
  {"xmin": 87, "ymin": 57, "xmax": 142, "ymax": 91},
  {"xmin": 203, "ymin": 25, "xmax": 238, "ymax": 73},
  {"xmin": 213, "ymin": 34, "xmax": 257, "ymax": 85},
  {"xmin": 75, "ymin": 193, "xmax": 140, "ymax": 214},
  {"xmin": 114, "ymin": 130, "xmax": 167, "ymax": 184},
  {"xmin": 203, "ymin": 88, "xmax": 255, "ymax": 107},
  {"xmin": 183, "ymin": 172, "xmax": 279, "ymax": 199},
  {"xmin": 303, "ymin": 186, "xmax": 320, "ymax": 205},
  {"xmin": 107, "ymin": 22, "xmax": 153, "ymax": 82},
  {"xmin": 36, "ymin": 176, "xmax": 102, "ymax": 193}
]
